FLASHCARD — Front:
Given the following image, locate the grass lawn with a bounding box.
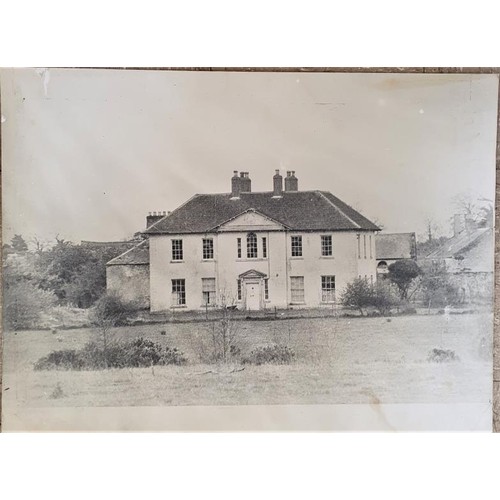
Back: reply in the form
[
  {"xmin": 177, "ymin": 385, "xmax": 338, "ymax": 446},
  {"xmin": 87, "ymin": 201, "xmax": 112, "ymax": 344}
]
[{"xmin": 2, "ymin": 313, "xmax": 493, "ymax": 408}]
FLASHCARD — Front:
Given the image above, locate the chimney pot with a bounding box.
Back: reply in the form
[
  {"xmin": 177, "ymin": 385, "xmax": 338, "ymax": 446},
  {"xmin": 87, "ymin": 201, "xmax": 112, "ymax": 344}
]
[
  {"xmin": 231, "ymin": 170, "xmax": 241, "ymax": 198},
  {"xmin": 284, "ymin": 170, "xmax": 298, "ymax": 192},
  {"xmin": 273, "ymin": 170, "xmax": 283, "ymax": 197},
  {"xmin": 240, "ymin": 171, "xmax": 251, "ymax": 192}
]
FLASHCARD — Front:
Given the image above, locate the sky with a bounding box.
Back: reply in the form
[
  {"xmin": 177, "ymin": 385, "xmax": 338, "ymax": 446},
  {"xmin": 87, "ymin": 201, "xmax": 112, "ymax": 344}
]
[{"xmin": 1, "ymin": 69, "xmax": 498, "ymax": 245}]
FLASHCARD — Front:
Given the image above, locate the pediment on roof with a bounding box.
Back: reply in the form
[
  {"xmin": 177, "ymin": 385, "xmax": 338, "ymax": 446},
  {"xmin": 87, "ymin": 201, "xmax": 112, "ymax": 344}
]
[
  {"xmin": 239, "ymin": 269, "xmax": 268, "ymax": 279},
  {"xmin": 215, "ymin": 209, "xmax": 286, "ymax": 232}
]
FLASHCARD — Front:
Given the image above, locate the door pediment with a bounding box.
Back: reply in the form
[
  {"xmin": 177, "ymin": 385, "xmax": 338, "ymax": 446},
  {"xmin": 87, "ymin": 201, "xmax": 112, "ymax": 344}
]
[{"xmin": 239, "ymin": 269, "xmax": 267, "ymax": 280}]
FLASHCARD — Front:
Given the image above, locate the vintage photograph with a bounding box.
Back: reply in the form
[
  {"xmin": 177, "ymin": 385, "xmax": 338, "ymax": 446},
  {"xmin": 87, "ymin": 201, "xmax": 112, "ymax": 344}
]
[{"xmin": 1, "ymin": 69, "xmax": 498, "ymax": 430}]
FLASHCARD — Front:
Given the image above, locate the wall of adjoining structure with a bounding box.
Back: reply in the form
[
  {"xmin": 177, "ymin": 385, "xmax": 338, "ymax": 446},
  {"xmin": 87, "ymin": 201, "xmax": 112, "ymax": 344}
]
[{"xmin": 106, "ymin": 264, "xmax": 150, "ymax": 309}]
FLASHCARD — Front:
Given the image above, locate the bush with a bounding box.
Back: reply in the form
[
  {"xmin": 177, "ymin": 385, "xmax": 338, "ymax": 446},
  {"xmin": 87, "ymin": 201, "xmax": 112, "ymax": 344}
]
[
  {"xmin": 427, "ymin": 348, "xmax": 459, "ymax": 363},
  {"xmin": 3, "ymin": 281, "xmax": 57, "ymax": 330},
  {"xmin": 340, "ymin": 278, "xmax": 373, "ymax": 316},
  {"xmin": 91, "ymin": 293, "xmax": 135, "ymax": 328},
  {"xmin": 242, "ymin": 344, "xmax": 295, "ymax": 365},
  {"xmin": 34, "ymin": 337, "xmax": 187, "ymax": 370}
]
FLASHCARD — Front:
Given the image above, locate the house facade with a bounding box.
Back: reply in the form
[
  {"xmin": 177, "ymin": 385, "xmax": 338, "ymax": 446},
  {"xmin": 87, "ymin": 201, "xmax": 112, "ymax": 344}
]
[{"xmin": 131, "ymin": 170, "xmax": 379, "ymax": 312}]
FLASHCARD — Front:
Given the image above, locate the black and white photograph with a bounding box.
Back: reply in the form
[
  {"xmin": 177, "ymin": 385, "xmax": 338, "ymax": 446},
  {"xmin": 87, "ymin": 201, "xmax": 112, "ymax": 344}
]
[{"xmin": 1, "ymin": 68, "xmax": 498, "ymax": 431}]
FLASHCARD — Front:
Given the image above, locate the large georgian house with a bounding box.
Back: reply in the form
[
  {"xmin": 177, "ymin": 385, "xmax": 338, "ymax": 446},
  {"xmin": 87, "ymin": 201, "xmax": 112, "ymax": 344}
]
[{"xmin": 107, "ymin": 171, "xmax": 379, "ymax": 312}]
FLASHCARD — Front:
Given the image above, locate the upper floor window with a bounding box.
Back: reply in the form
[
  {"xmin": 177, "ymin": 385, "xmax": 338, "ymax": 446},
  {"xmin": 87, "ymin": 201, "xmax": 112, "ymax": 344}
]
[
  {"xmin": 291, "ymin": 236, "xmax": 302, "ymax": 257},
  {"xmin": 171, "ymin": 279, "xmax": 186, "ymax": 305},
  {"xmin": 202, "ymin": 278, "xmax": 216, "ymax": 305},
  {"xmin": 321, "ymin": 235, "xmax": 332, "ymax": 256},
  {"xmin": 172, "ymin": 239, "xmax": 183, "ymax": 261},
  {"xmin": 262, "ymin": 237, "xmax": 267, "ymax": 258},
  {"xmin": 247, "ymin": 232, "xmax": 258, "ymax": 258},
  {"xmin": 321, "ymin": 275, "xmax": 335, "ymax": 303},
  {"xmin": 237, "ymin": 238, "xmax": 242, "ymax": 259},
  {"xmin": 202, "ymin": 238, "xmax": 214, "ymax": 260}
]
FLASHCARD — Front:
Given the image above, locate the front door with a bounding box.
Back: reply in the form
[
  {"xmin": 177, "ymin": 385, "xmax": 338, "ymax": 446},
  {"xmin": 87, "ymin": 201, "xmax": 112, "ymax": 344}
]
[{"xmin": 245, "ymin": 281, "xmax": 261, "ymax": 310}]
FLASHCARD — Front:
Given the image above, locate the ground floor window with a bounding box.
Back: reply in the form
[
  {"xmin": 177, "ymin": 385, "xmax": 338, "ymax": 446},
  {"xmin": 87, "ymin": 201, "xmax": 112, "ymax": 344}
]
[
  {"xmin": 264, "ymin": 278, "xmax": 269, "ymax": 300},
  {"xmin": 237, "ymin": 279, "xmax": 242, "ymax": 300},
  {"xmin": 171, "ymin": 279, "xmax": 186, "ymax": 306},
  {"xmin": 202, "ymin": 278, "xmax": 216, "ymax": 305},
  {"xmin": 321, "ymin": 275, "xmax": 335, "ymax": 303},
  {"xmin": 290, "ymin": 276, "xmax": 305, "ymax": 303}
]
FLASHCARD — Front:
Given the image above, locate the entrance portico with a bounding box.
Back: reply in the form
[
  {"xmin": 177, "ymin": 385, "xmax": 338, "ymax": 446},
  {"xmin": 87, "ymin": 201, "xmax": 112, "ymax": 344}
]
[{"xmin": 239, "ymin": 269, "xmax": 267, "ymax": 311}]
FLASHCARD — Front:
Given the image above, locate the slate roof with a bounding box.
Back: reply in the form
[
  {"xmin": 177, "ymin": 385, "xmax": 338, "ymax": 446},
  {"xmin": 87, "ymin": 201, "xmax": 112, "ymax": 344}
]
[
  {"xmin": 376, "ymin": 233, "xmax": 417, "ymax": 260},
  {"xmin": 426, "ymin": 227, "xmax": 491, "ymax": 260},
  {"xmin": 424, "ymin": 227, "xmax": 494, "ymax": 273},
  {"xmin": 145, "ymin": 191, "xmax": 379, "ymax": 235},
  {"xmin": 106, "ymin": 239, "xmax": 150, "ymax": 266}
]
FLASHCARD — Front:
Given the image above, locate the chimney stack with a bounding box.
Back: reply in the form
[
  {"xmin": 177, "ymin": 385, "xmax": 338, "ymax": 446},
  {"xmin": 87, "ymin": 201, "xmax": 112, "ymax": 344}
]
[
  {"xmin": 272, "ymin": 169, "xmax": 283, "ymax": 197},
  {"xmin": 284, "ymin": 170, "xmax": 298, "ymax": 192},
  {"xmin": 231, "ymin": 170, "xmax": 241, "ymax": 198},
  {"xmin": 240, "ymin": 171, "xmax": 251, "ymax": 193},
  {"xmin": 146, "ymin": 211, "xmax": 167, "ymax": 228}
]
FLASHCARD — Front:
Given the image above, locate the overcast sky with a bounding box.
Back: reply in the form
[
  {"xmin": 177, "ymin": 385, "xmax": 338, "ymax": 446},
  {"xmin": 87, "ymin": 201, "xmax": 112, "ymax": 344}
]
[{"xmin": 1, "ymin": 69, "xmax": 498, "ymax": 245}]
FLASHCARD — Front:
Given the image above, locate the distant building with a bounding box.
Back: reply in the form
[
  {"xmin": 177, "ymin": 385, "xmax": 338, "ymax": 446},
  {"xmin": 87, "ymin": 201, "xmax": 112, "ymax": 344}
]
[
  {"xmin": 107, "ymin": 170, "xmax": 380, "ymax": 312},
  {"xmin": 420, "ymin": 214, "xmax": 494, "ymax": 303},
  {"xmin": 375, "ymin": 232, "xmax": 417, "ymax": 275}
]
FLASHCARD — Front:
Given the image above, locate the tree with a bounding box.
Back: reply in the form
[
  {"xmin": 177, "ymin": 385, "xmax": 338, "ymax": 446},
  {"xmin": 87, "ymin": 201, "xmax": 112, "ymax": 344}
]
[
  {"xmin": 3, "ymin": 280, "xmax": 57, "ymax": 330},
  {"xmin": 340, "ymin": 278, "xmax": 374, "ymax": 316},
  {"xmin": 388, "ymin": 259, "xmax": 421, "ymax": 301},
  {"xmin": 10, "ymin": 234, "xmax": 28, "ymax": 253},
  {"xmin": 371, "ymin": 280, "xmax": 400, "ymax": 315},
  {"xmin": 420, "ymin": 262, "xmax": 459, "ymax": 309},
  {"xmin": 90, "ymin": 293, "xmax": 132, "ymax": 368}
]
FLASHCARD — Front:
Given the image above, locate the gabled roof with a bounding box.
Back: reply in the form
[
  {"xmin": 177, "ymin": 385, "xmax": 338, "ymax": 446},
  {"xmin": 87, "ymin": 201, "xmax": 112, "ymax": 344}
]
[
  {"xmin": 106, "ymin": 239, "xmax": 149, "ymax": 266},
  {"xmin": 145, "ymin": 191, "xmax": 379, "ymax": 234},
  {"xmin": 426, "ymin": 228, "xmax": 491, "ymax": 259},
  {"xmin": 424, "ymin": 227, "xmax": 494, "ymax": 273},
  {"xmin": 376, "ymin": 233, "xmax": 416, "ymax": 260}
]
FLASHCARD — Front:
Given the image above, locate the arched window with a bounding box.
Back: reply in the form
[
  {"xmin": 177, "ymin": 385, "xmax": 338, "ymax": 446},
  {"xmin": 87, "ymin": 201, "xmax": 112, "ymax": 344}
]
[
  {"xmin": 377, "ymin": 261, "xmax": 388, "ymax": 274},
  {"xmin": 247, "ymin": 232, "xmax": 258, "ymax": 258}
]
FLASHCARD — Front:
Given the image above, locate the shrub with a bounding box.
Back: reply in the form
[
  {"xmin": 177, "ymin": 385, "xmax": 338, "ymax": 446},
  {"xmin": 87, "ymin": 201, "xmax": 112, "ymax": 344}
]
[
  {"xmin": 340, "ymin": 278, "xmax": 373, "ymax": 316},
  {"xmin": 371, "ymin": 280, "xmax": 400, "ymax": 315},
  {"xmin": 427, "ymin": 348, "xmax": 459, "ymax": 363},
  {"xmin": 3, "ymin": 281, "xmax": 57, "ymax": 330},
  {"xmin": 34, "ymin": 337, "xmax": 187, "ymax": 370},
  {"xmin": 242, "ymin": 344, "xmax": 295, "ymax": 365},
  {"xmin": 35, "ymin": 349, "xmax": 86, "ymax": 370},
  {"xmin": 90, "ymin": 293, "xmax": 134, "ymax": 328}
]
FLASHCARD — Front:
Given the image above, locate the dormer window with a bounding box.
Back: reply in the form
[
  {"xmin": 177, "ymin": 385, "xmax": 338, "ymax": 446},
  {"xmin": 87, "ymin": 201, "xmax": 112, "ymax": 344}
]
[{"xmin": 246, "ymin": 232, "xmax": 258, "ymax": 258}]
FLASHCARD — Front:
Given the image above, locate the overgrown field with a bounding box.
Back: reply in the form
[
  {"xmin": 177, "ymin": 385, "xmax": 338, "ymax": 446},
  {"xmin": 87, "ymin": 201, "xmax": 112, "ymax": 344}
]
[{"xmin": 2, "ymin": 313, "xmax": 493, "ymax": 408}]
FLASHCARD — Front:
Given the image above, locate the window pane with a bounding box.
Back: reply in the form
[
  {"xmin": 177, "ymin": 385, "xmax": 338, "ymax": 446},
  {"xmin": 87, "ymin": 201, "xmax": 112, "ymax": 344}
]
[
  {"xmin": 237, "ymin": 238, "xmax": 242, "ymax": 258},
  {"xmin": 291, "ymin": 276, "xmax": 304, "ymax": 302},
  {"xmin": 202, "ymin": 238, "xmax": 214, "ymax": 260},
  {"xmin": 247, "ymin": 232, "xmax": 258, "ymax": 258},
  {"xmin": 321, "ymin": 235, "xmax": 332, "ymax": 256},
  {"xmin": 172, "ymin": 239, "xmax": 183, "ymax": 260},
  {"xmin": 291, "ymin": 236, "xmax": 302, "ymax": 257},
  {"xmin": 237, "ymin": 279, "xmax": 242, "ymax": 300},
  {"xmin": 321, "ymin": 275, "xmax": 335, "ymax": 302},
  {"xmin": 202, "ymin": 278, "xmax": 216, "ymax": 305},
  {"xmin": 171, "ymin": 279, "xmax": 186, "ymax": 305},
  {"xmin": 262, "ymin": 237, "xmax": 267, "ymax": 258}
]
